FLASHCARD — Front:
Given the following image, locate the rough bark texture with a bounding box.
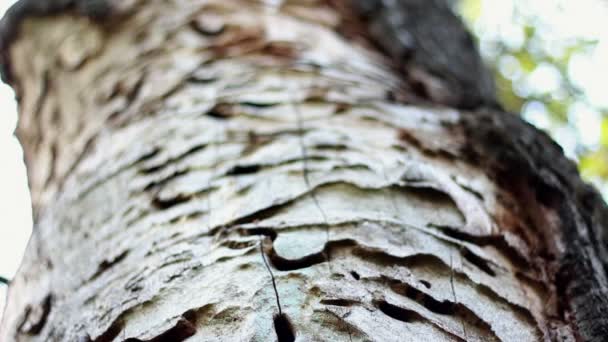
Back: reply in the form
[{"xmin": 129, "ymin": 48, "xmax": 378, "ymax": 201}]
[{"xmin": 0, "ymin": 0, "xmax": 606, "ymax": 341}]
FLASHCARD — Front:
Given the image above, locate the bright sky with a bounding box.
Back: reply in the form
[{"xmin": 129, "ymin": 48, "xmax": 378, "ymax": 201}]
[
  {"xmin": 0, "ymin": 0, "xmax": 30, "ymax": 321},
  {"xmin": 470, "ymin": 0, "xmax": 608, "ymax": 160},
  {"xmin": 0, "ymin": 0, "xmax": 607, "ymax": 322}
]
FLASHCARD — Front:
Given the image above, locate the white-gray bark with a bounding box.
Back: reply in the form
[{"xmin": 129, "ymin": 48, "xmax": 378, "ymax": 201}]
[{"xmin": 1, "ymin": 0, "xmax": 606, "ymax": 341}]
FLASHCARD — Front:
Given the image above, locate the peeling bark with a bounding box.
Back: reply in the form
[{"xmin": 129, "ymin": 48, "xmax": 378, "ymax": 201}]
[{"xmin": 0, "ymin": 0, "xmax": 606, "ymax": 341}]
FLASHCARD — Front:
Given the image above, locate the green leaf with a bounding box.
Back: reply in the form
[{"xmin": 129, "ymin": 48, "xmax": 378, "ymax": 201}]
[
  {"xmin": 459, "ymin": 0, "xmax": 483, "ymax": 23},
  {"xmin": 600, "ymin": 117, "xmax": 608, "ymax": 147}
]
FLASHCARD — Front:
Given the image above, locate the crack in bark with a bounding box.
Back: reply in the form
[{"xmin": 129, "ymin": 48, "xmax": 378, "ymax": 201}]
[
  {"xmin": 139, "ymin": 143, "xmax": 209, "ymax": 175},
  {"xmin": 259, "ymin": 237, "xmax": 283, "ymax": 316},
  {"xmin": 87, "ymin": 250, "xmax": 130, "ymax": 283},
  {"xmin": 369, "ymin": 275, "xmax": 500, "ymax": 341},
  {"xmin": 286, "ymin": 76, "xmax": 332, "ymax": 268},
  {"xmin": 449, "ymin": 252, "xmax": 468, "ymax": 341},
  {"xmin": 461, "ymin": 248, "xmax": 496, "ymax": 277},
  {"xmin": 374, "ymin": 300, "xmax": 424, "ymax": 323},
  {"xmin": 356, "ymin": 248, "xmax": 537, "ymax": 324},
  {"xmin": 73, "ymin": 145, "xmax": 161, "ymax": 204},
  {"xmin": 123, "ymin": 316, "xmax": 196, "ymax": 342},
  {"xmin": 320, "ymin": 299, "xmax": 360, "ymax": 307},
  {"xmin": 17, "ymin": 294, "xmax": 53, "ymax": 335},
  {"xmin": 150, "ymin": 187, "xmax": 203, "ymax": 210},
  {"xmin": 94, "ymin": 299, "xmax": 202, "ymax": 342},
  {"xmin": 92, "ymin": 318, "xmax": 123, "ymax": 342},
  {"xmin": 225, "ymin": 164, "xmax": 261, "ymax": 176},
  {"xmin": 428, "ymin": 223, "xmax": 532, "ymax": 271},
  {"xmin": 269, "ymin": 239, "xmax": 358, "ymax": 272}
]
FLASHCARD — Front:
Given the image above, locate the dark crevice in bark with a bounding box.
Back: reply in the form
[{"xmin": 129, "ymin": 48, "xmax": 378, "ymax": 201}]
[
  {"xmin": 242, "ymin": 227, "xmax": 278, "ymax": 241},
  {"xmin": 397, "ymin": 185, "xmax": 461, "ymax": 212},
  {"xmin": 205, "ymin": 103, "xmax": 235, "ymax": 120},
  {"xmin": 269, "ymin": 239, "xmax": 357, "ymax": 272},
  {"xmin": 56, "ymin": 134, "xmax": 96, "ymax": 192},
  {"xmin": 397, "ymin": 129, "xmax": 458, "ymax": 159},
  {"xmin": 98, "ymin": 305, "xmax": 204, "ymax": 342},
  {"xmin": 388, "ymin": 279, "xmax": 455, "ymax": 315},
  {"xmin": 270, "ymin": 248, "xmax": 327, "ymax": 271},
  {"xmin": 273, "ymin": 313, "xmax": 296, "ymax": 342},
  {"xmin": 350, "ymin": 271, "xmax": 360, "ymax": 280},
  {"xmin": 93, "ymin": 319, "xmax": 123, "ymax": 342},
  {"xmin": 124, "ymin": 316, "xmax": 197, "ymax": 342},
  {"xmin": 428, "ymin": 223, "xmax": 532, "ymax": 271},
  {"xmin": 219, "ymin": 238, "xmax": 257, "ymax": 250},
  {"xmin": 312, "ymin": 143, "xmax": 349, "ymax": 151},
  {"xmin": 385, "ymin": 276, "xmax": 502, "ymax": 341},
  {"xmin": 374, "ymin": 300, "xmax": 422, "ymax": 323},
  {"xmin": 320, "ymin": 299, "xmax": 358, "ymax": 307},
  {"xmin": 231, "ymin": 204, "xmax": 288, "ymax": 226},
  {"xmin": 88, "ymin": 250, "xmax": 130, "ymax": 282},
  {"xmin": 105, "ymin": 70, "xmax": 146, "ymax": 108},
  {"xmin": 239, "ymin": 101, "xmax": 280, "ymax": 109},
  {"xmin": 189, "ymin": 18, "xmax": 225, "ymax": 37},
  {"xmin": 17, "ymin": 294, "xmax": 53, "ymax": 335},
  {"xmin": 225, "ymin": 164, "xmax": 261, "ymax": 176},
  {"xmin": 151, "ymin": 192, "xmax": 192, "ymax": 210},
  {"xmin": 461, "ymin": 249, "xmax": 496, "ymax": 277},
  {"xmin": 354, "ymin": 249, "xmax": 445, "ymax": 271},
  {"xmin": 453, "ymin": 178, "xmax": 484, "ymax": 201},
  {"xmin": 475, "ymin": 283, "xmax": 542, "ymax": 337},
  {"xmin": 142, "ymin": 169, "xmax": 189, "ymax": 193},
  {"xmin": 186, "ymin": 74, "xmax": 218, "ymax": 85},
  {"xmin": 134, "ymin": 147, "xmax": 162, "ymax": 164},
  {"xmin": 140, "ymin": 143, "xmax": 208, "ymax": 175},
  {"xmin": 419, "ymin": 279, "xmax": 431, "ymax": 289},
  {"xmin": 374, "ymin": 297, "xmax": 488, "ymax": 341},
  {"xmin": 359, "ymin": 248, "xmax": 538, "ymax": 325}
]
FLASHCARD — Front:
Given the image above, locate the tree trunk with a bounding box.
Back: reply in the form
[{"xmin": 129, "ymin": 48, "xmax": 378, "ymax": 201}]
[{"xmin": 1, "ymin": 0, "xmax": 607, "ymax": 341}]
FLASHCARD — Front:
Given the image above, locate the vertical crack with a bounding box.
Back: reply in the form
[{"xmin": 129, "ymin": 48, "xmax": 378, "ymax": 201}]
[
  {"xmin": 284, "ymin": 75, "xmax": 331, "ymax": 266},
  {"xmin": 259, "ymin": 236, "xmax": 297, "ymax": 342},
  {"xmin": 259, "ymin": 237, "xmax": 282, "ymax": 316},
  {"xmin": 449, "ymin": 251, "xmax": 468, "ymax": 340}
]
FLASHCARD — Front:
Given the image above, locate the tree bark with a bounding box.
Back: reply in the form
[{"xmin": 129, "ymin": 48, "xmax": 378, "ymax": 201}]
[{"xmin": 1, "ymin": 0, "xmax": 606, "ymax": 341}]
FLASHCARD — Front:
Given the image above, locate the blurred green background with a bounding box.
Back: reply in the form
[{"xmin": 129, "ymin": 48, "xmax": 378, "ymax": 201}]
[{"xmin": 457, "ymin": 0, "xmax": 608, "ymax": 196}]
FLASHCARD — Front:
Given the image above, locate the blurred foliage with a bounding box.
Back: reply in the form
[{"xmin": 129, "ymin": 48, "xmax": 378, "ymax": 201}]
[
  {"xmin": 457, "ymin": 0, "xmax": 608, "ymax": 196},
  {"xmin": 457, "ymin": 0, "xmax": 608, "ymax": 198}
]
